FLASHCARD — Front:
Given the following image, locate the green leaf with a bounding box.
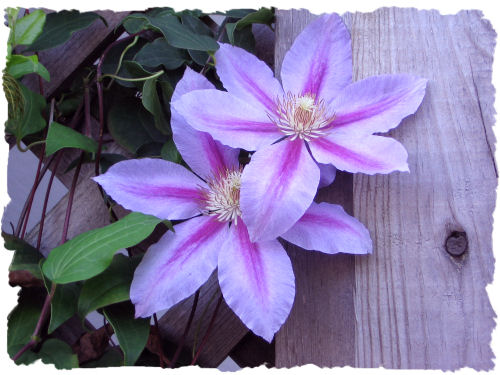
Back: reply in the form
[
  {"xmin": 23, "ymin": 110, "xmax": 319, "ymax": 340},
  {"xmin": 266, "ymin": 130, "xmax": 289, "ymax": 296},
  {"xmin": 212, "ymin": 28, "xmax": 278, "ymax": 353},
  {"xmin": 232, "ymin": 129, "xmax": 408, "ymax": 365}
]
[
  {"xmin": 45, "ymin": 121, "xmax": 98, "ymax": 156},
  {"xmin": 108, "ymin": 97, "xmax": 167, "ymax": 154},
  {"xmin": 142, "ymin": 78, "xmax": 170, "ymax": 135},
  {"xmin": 26, "ymin": 10, "xmax": 101, "ymax": 52},
  {"xmin": 236, "ymin": 8, "xmax": 274, "ymax": 29},
  {"xmin": 6, "ymin": 54, "xmax": 50, "ymax": 81},
  {"xmin": 104, "ymin": 302, "xmax": 150, "ymax": 366},
  {"xmin": 7, "ymin": 288, "xmax": 44, "ymax": 364},
  {"xmin": 38, "ymin": 339, "xmax": 79, "ymax": 369},
  {"xmin": 13, "ymin": 10, "xmax": 46, "ymax": 46},
  {"xmin": 233, "ymin": 25, "xmax": 256, "ymax": 53},
  {"xmin": 161, "ymin": 139, "xmax": 183, "ymax": 164},
  {"xmin": 5, "ymin": 82, "xmax": 46, "ymax": 140},
  {"xmin": 136, "ymin": 142, "xmax": 164, "ymax": 158},
  {"xmin": 121, "ymin": 13, "xmax": 151, "ymax": 34},
  {"xmin": 5, "ymin": 233, "xmax": 43, "ymax": 279},
  {"xmin": 225, "ymin": 23, "xmax": 237, "ymax": 45},
  {"xmin": 81, "ymin": 348, "xmax": 123, "ymax": 367},
  {"xmin": 223, "ymin": 9, "xmax": 256, "ymax": 19},
  {"xmin": 101, "ymin": 38, "xmax": 148, "ymax": 88},
  {"xmin": 78, "ymin": 254, "xmax": 141, "ymax": 319},
  {"xmin": 42, "ymin": 212, "xmax": 162, "ymax": 284},
  {"xmin": 148, "ymin": 14, "xmax": 219, "ymax": 51},
  {"xmin": 42, "ymin": 275, "xmax": 82, "ymax": 334},
  {"xmin": 99, "ymin": 153, "xmax": 127, "ymax": 174},
  {"xmin": 134, "ymin": 38, "xmax": 187, "ymax": 70},
  {"xmin": 181, "ymin": 14, "xmax": 213, "ymax": 36}
]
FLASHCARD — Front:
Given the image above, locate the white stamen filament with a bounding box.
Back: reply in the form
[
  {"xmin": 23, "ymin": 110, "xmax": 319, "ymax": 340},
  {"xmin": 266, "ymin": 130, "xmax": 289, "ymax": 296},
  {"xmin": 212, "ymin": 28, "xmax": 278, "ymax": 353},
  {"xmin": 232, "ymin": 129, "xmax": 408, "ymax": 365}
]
[
  {"xmin": 201, "ymin": 167, "xmax": 243, "ymax": 225},
  {"xmin": 270, "ymin": 92, "xmax": 336, "ymax": 142}
]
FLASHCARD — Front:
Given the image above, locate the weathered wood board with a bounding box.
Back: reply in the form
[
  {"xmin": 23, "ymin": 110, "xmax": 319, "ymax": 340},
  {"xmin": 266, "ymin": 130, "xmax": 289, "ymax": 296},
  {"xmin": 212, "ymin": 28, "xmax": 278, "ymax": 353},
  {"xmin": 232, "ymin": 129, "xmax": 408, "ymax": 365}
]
[
  {"xmin": 22, "ymin": 10, "xmax": 128, "ymax": 97},
  {"xmin": 274, "ymin": 8, "xmax": 496, "ymax": 370}
]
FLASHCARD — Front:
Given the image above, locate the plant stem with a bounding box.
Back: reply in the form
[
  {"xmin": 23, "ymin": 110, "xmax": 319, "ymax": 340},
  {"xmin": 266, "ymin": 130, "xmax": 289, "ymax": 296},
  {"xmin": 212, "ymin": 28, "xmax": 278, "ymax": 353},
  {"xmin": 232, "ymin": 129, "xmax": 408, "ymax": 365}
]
[
  {"xmin": 11, "ymin": 149, "xmax": 85, "ymax": 363},
  {"xmin": 200, "ymin": 17, "xmax": 227, "ymax": 75},
  {"xmin": 60, "ymin": 151, "xmax": 84, "ymax": 245},
  {"xmin": 171, "ymin": 289, "xmax": 200, "ymax": 368},
  {"xmin": 11, "ymin": 283, "xmax": 56, "ymax": 362},
  {"xmin": 190, "ymin": 295, "xmax": 223, "ymax": 366},
  {"xmin": 100, "ymin": 70, "xmax": 164, "ymax": 82},
  {"xmin": 36, "ymin": 151, "xmax": 63, "ymax": 250}
]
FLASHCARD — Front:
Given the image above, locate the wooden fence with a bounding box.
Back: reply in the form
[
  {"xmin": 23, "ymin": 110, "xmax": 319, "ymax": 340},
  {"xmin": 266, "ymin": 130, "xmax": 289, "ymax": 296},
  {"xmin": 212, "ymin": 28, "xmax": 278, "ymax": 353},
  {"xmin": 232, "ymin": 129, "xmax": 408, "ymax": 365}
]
[{"xmin": 19, "ymin": 7, "xmax": 496, "ymax": 370}]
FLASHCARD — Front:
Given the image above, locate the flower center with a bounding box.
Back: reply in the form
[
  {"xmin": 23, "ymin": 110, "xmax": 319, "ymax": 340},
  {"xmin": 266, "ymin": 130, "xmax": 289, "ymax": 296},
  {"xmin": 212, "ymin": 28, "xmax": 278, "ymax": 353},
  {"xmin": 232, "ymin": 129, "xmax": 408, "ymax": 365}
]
[
  {"xmin": 271, "ymin": 92, "xmax": 336, "ymax": 142},
  {"xmin": 200, "ymin": 167, "xmax": 243, "ymax": 224}
]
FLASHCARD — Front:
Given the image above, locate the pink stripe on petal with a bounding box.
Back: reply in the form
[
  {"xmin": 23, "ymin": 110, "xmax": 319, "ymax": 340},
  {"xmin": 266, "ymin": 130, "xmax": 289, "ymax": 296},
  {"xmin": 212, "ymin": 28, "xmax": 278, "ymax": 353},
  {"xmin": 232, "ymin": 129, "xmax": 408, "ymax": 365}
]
[
  {"xmin": 281, "ymin": 13, "xmax": 352, "ymax": 101},
  {"xmin": 173, "ymin": 89, "xmax": 282, "ymax": 151},
  {"xmin": 309, "ymin": 132, "xmax": 409, "ymax": 175},
  {"xmin": 240, "ymin": 139, "xmax": 320, "ymax": 241},
  {"xmin": 131, "ymin": 216, "xmax": 228, "ymax": 317},
  {"xmin": 171, "ymin": 68, "xmax": 239, "ymax": 178},
  {"xmin": 331, "ymin": 74, "xmax": 428, "ymax": 135},
  {"xmin": 218, "ymin": 223, "xmax": 295, "ymax": 342},
  {"xmin": 93, "ymin": 158, "xmax": 206, "ymax": 220},
  {"xmin": 282, "ymin": 202, "xmax": 372, "ymax": 255},
  {"xmin": 216, "ymin": 43, "xmax": 283, "ymax": 113}
]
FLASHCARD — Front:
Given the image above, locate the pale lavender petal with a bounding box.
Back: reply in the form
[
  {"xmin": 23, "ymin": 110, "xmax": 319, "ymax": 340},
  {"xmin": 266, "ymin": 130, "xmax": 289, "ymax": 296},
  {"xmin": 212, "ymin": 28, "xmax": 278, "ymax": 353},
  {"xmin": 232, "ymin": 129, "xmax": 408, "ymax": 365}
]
[
  {"xmin": 215, "ymin": 43, "xmax": 284, "ymax": 113},
  {"xmin": 93, "ymin": 158, "xmax": 205, "ymax": 220},
  {"xmin": 131, "ymin": 215, "xmax": 228, "ymax": 317},
  {"xmin": 240, "ymin": 139, "xmax": 320, "ymax": 242},
  {"xmin": 171, "ymin": 66, "xmax": 214, "ymax": 102},
  {"xmin": 171, "ymin": 68, "xmax": 239, "ymax": 179},
  {"xmin": 309, "ymin": 132, "xmax": 409, "ymax": 175},
  {"xmin": 172, "ymin": 89, "xmax": 282, "ymax": 151},
  {"xmin": 331, "ymin": 75, "xmax": 427, "ymax": 134},
  {"xmin": 281, "ymin": 13, "xmax": 352, "ymax": 101},
  {"xmin": 318, "ymin": 163, "xmax": 337, "ymax": 188},
  {"xmin": 281, "ymin": 202, "xmax": 372, "ymax": 254},
  {"xmin": 218, "ymin": 223, "xmax": 295, "ymax": 342}
]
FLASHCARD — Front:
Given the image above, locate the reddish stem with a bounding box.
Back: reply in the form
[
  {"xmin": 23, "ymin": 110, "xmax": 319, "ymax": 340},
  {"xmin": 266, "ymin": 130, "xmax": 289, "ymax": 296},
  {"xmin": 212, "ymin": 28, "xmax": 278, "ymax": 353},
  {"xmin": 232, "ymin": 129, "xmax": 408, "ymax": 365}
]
[
  {"xmin": 190, "ymin": 295, "xmax": 223, "ymax": 366},
  {"xmin": 94, "ymin": 31, "xmax": 144, "ymax": 177},
  {"xmin": 171, "ymin": 289, "xmax": 200, "ymax": 368},
  {"xmin": 60, "ymin": 152, "xmax": 84, "ymax": 245},
  {"xmin": 11, "ymin": 152, "xmax": 85, "ymax": 363},
  {"xmin": 16, "ymin": 148, "xmax": 52, "ymax": 239},
  {"xmin": 36, "ymin": 151, "xmax": 63, "ymax": 250},
  {"xmin": 11, "ymin": 284, "xmax": 56, "ymax": 362}
]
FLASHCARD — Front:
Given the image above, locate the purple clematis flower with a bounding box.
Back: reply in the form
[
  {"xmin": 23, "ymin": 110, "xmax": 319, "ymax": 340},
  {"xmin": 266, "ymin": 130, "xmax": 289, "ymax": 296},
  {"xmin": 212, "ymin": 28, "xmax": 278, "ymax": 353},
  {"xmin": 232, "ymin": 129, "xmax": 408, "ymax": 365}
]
[
  {"xmin": 93, "ymin": 67, "xmax": 372, "ymax": 342},
  {"xmin": 173, "ymin": 13, "xmax": 427, "ymax": 243}
]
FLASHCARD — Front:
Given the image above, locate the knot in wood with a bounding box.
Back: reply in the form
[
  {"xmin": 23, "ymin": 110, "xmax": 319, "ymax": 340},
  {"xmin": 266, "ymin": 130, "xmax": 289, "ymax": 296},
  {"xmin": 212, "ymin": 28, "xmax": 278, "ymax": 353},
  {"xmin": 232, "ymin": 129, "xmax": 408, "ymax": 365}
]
[{"xmin": 445, "ymin": 231, "xmax": 468, "ymax": 257}]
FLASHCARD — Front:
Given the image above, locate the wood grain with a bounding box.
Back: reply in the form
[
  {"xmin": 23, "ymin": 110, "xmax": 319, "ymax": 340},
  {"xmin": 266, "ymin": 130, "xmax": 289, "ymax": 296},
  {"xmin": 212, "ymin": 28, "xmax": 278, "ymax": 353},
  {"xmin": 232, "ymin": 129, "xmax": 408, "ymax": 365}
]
[
  {"xmin": 22, "ymin": 10, "xmax": 128, "ymax": 98},
  {"xmin": 274, "ymin": 8, "xmax": 496, "ymax": 370},
  {"xmin": 350, "ymin": 9, "xmax": 496, "ymax": 370},
  {"xmin": 274, "ymin": 10, "xmax": 357, "ymax": 368}
]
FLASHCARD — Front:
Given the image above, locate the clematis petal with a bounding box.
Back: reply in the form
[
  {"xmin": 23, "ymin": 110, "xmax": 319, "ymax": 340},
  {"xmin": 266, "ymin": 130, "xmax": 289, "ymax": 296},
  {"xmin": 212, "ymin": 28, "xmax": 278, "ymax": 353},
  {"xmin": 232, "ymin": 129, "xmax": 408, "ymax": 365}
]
[
  {"xmin": 93, "ymin": 158, "xmax": 205, "ymax": 220},
  {"xmin": 218, "ymin": 223, "xmax": 295, "ymax": 342},
  {"xmin": 281, "ymin": 202, "xmax": 372, "ymax": 254},
  {"xmin": 171, "ymin": 68, "xmax": 239, "ymax": 179},
  {"xmin": 172, "ymin": 89, "xmax": 282, "ymax": 151},
  {"xmin": 131, "ymin": 215, "xmax": 228, "ymax": 318},
  {"xmin": 215, "ymin": 43, "xmax": 284, "ymax": 113},
  {"xmin": 171, "ymin": 66, "xmax": 214, "ymax": 102},
  {"xmin": 309, "ymin": 132, "xmax": 409, "ymax": 175},
  {"xmin": 318, "ymin": 163, "xmax": 337, "ymax": 188},
  {"xmin": 280, "ymin": 13, "xmax": 352, "ymax": 101},
  {"xmin": 331, "ymin": 74, "xmax": 427, "ymax": 135},
  {"xmin": 240, "ymin": 139, "xmax": 320, "ymax": 242}
]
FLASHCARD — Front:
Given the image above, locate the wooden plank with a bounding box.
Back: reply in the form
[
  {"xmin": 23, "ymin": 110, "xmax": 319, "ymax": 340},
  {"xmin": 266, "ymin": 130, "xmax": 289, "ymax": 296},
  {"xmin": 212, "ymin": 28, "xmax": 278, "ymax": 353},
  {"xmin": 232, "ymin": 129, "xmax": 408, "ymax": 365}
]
[
  {"xmin": 350, "ymin": 8, "xmax": 496, "ymax": 370},
  {"xmin": 274, "ymin": 10, "xmax": 356, "ymax": 367},
  {"xmin": 274, "ymin": 8, "xmax": 496, "ymax": 370},
  {"xmin": 22, "ymin": 10, "xmax": 128, "ymax": 98},
  {"xmin": 158, "ymin": 272, "xmax": 249, "ymax": 367}
]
